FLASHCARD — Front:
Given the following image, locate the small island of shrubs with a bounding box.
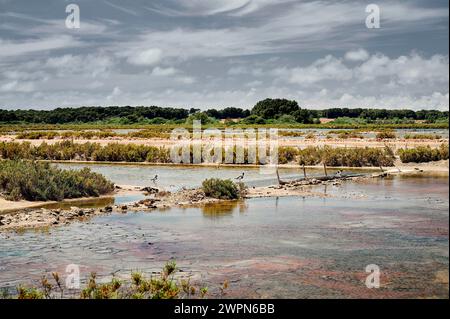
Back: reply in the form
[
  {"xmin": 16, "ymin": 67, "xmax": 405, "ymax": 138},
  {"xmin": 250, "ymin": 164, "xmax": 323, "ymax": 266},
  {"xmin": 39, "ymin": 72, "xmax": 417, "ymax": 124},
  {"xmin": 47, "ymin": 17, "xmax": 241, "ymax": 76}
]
[{"xmin": 0, "ymin": 160, "xmax": 114, "ymax": 201}]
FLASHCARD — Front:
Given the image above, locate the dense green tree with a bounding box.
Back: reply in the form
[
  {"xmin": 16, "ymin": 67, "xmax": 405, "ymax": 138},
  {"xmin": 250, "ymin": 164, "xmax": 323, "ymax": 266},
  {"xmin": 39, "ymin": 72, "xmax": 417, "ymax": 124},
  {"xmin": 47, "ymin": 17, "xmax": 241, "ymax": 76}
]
[
  {"xmin": 251, "ymin": 98, "xmax": 300, "ymax": 119},
  {"xmin": 292, "ymin": 109, "xmax": 314, "ymax": 124}
]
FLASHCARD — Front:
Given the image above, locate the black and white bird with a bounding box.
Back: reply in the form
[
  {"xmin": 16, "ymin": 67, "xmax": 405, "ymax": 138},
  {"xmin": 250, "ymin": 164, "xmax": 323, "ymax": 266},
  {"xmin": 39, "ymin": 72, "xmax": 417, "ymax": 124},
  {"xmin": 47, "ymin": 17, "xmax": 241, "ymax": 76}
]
[
  {"xmin": 235, "ymin": 172, "xmax": 245, "ymax": 181},
  {"xmin": 335, "ymin": 170, "xmax": 342, "ymax": 178},
  {"xmin": 150, "ymin": 175, "xmax": 158, "ymax": 183}
]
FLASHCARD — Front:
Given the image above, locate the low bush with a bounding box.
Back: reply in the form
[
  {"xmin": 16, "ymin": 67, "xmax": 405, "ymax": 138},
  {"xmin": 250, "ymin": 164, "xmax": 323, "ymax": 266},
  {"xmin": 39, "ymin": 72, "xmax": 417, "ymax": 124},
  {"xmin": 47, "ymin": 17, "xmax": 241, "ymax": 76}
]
[
  {"xmin": 0, "ymin": 141, "xmax": 171, "ymax": 163},
  {"xmin": 398, "ymin": 144, "xmax": 449, "ymax": 163},
  {"xmin": 16, "ymin": 130, "xmax": 117, "ymax": 140},
  {"xmin": 202, "ymin": 178, "xmax": 240, "ymax": 200},
  {"xmin": 337, "ymin": 131, "xmax": 364, "ymax": 139},
  {"xmin": 404, "ymin": 133, "xmax": 442, "ymax": 140},
  {"xmin": 0, "ymin": 160, "xmax": 114, "ymax": 201},
  {"xmin": 9, "ymin": 262, "xmax": 213, "ymax": 299},
  {"xmin": 16, "ymin": 131, "xmax": 58, "ymax": 140},
  {"xmin": 279, "ymin": 131, "xmax": 305, "ymax": 137},
  {"xmin": 376, "ymin": 131, "xmax": 396, "ymax": 139},
  {"xmin": 278, "ymin": 147, "xmax": 300, "ymax": 164},
  {"xmin": 297, "ymin": 146, "xmax": 395, "ymax": 167}
]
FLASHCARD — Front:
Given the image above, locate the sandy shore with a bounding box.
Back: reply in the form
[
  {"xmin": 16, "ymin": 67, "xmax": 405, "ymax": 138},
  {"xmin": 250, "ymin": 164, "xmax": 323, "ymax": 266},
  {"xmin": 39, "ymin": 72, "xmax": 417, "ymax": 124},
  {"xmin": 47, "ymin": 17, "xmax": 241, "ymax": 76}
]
[{"xmin": 0, "ymin": 188, "xmax": 132, "ymax": 214}]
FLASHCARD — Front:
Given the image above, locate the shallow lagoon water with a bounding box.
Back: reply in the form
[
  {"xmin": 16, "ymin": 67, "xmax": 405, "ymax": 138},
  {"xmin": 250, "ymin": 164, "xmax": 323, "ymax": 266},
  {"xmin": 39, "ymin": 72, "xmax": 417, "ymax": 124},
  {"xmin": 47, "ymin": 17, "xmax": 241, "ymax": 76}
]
[
  {"xmin": 0, "ymin": 168, "xmax": 448, "ymax": 298},
  {"xmin": 55, "ymin": 163, "xmax": 365, "ymax": 192}
]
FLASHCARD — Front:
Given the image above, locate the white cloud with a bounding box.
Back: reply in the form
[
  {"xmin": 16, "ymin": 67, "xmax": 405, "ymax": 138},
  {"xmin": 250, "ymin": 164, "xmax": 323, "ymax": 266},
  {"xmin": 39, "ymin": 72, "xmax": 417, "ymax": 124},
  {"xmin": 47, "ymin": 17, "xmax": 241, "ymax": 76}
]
[
  {"xmin": 104, "ymin": 1, "xmax": 139, "ymax": 16},
  {"xmin": 245, "ymin": 80, "xmax": 263, "ymax": 87},
  {"xmin": 0, "ymin": 35, "xmax": 81, "ymax": 58},
  {"xmin": 274, "ymin": 55, "xmax": 353, "ymax": 85},
  {"xmin": 123, "ymin": 1, "xmax": 448, "ymax": 61},
  {"xmin": 107, "ymin": 86, "xmax": 122, "ymax": 101},
  {"xmin": 126, "ymin": 48, "xmax": 163, "ymax": 66},
  {"xmin": 45, "ymin": 54, "xmax": 114, "ymax": 77},
  {"xmin": 152, "ymin": 67, "xmax": 179, "ymax": 76},
  {"xmin": 356, "ymin": 53, "xmax": 449, "ymax": 84},
  {"xmin": 145, "ymin": 0, "xmax": 252, "ymax": 17},
  {"xmin": 0, "ymin": 80, "xmax": 35, "ymax": 92},
  {"xmin": 345, "ymin": 49, "xmax": 369, "ymax": 61},
  {"xmin": 228, "ymin": 66, "xmax": 248, "ymax": 75},
  {"xmin": 176, "ymin": 76, "xmax": 196, "ymax": 84}
]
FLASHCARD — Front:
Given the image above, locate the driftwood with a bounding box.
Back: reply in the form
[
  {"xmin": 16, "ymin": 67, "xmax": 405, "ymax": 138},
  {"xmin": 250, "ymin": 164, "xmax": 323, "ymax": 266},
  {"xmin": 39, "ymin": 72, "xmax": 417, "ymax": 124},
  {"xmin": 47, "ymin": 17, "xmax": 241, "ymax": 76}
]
[
  {"xmin": 277, "ymin": 172, "xmax": 368, "ymax": 186},
  {"xmin": 276, "ymin": 168, "xmax": 288, "ymax": 185}
]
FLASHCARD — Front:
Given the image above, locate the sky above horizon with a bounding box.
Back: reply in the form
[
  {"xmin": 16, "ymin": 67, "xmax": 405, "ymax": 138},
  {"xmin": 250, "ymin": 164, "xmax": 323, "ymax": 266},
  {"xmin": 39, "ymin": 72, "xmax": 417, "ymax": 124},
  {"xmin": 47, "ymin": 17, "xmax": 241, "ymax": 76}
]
[{"xmin": 0, "ymin": 0, "xmax": 448, "ymax": 111}]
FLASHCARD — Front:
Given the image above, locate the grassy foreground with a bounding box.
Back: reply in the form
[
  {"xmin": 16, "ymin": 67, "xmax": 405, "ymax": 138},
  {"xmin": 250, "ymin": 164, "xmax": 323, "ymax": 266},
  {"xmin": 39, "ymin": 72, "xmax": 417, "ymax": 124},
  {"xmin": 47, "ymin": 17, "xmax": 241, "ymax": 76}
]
[{"xmin": 1, "ymin": 262, "xmax": 216, "ymax": 299}]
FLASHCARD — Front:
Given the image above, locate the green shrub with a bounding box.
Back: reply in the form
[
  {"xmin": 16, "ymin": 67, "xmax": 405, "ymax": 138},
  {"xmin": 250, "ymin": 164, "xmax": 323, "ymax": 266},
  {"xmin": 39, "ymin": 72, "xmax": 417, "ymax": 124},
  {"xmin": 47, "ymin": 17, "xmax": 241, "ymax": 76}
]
[
  {"xmin": 16, "ymin": 131, "xmax": 58, "ymax": 140},
  {"xmin": 202, "ymin": 178, "xmax": 240, "ymax": 200},
  {"xmin": 0, "ymin": 141, "xmax": 171, "ymax": 163},
  {"xmin": 297, "ymin": 146, "xmax": 395, "ymax": 167},
  {"xmin": 0, "ymin": 160, "xmax": 114, "ymax": 201},
  {"xmin": 404, "ymin": 133, "xmax": 442, "ymax": 140},
  {"xmin": 337, "ymin": 131, "xmax": 364, "ymax": 139},
  {"xmin": 278, "ymin": 147, "xmax": 299, "ymax": 164},
  {"xmin": 10, "ymin": 262, "xmax": 211, "ymax": 299},
  {"xmin": 376, "ymin": 131, "xmax": 396, "ymax": 139},
  {"xmin": 305, "ymin": 132, "xmax": 316, "ymax": 139},
  {"xmin": 279, "ymin": 131, "xmax": 305, "ymax": 137},
  {"xmin": 398, "ymin": 144, "xmax": 449, "ymax": 163}
]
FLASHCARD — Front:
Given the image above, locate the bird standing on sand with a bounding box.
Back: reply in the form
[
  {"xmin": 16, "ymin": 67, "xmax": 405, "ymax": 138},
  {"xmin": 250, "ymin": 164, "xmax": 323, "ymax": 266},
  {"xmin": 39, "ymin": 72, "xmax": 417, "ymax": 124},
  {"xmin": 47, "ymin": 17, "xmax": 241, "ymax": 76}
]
[
  {"xmin": 235, "ymin": 172, "xmax": 245, "ymax": 181},
  {"xmin": 151, "ymin": 175, "xmax": 158, "ymax": 183}
]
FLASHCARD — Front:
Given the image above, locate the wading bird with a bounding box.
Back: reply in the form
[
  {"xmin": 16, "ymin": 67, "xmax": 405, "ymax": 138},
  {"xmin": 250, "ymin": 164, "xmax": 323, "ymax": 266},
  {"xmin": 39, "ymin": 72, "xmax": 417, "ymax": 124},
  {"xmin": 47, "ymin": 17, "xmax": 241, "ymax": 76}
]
[
  {"xmin": 235, "ymin": 172, "xmax": 245, "ymax": 181},
  {"xmin": 151, "ymin": 175, "xmax": 158, "ymax": 183}
]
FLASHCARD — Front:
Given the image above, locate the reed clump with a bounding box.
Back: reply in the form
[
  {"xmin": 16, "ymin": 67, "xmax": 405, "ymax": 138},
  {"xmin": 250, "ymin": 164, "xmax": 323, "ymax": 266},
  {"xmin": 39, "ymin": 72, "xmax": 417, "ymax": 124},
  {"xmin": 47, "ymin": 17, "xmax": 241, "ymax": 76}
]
[
  {"xmin": 376, "ymin": 130, "xmax": 396, "ymax": 139},
  {"xmin": 297, "ymin": 146, "xmax": 395, "ymax": 167},
  {"xmin": 403, "ymin": 133, "xmax": 442, "ymax": 140}
]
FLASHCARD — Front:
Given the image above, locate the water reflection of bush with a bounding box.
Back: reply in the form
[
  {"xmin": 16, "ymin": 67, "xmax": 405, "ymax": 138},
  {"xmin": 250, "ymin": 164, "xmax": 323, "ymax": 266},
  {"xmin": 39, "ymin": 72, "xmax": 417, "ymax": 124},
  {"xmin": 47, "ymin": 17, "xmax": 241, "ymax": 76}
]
[{"xmin": 201, "ymin": 200, "xmax": 248, "ymax": 219}]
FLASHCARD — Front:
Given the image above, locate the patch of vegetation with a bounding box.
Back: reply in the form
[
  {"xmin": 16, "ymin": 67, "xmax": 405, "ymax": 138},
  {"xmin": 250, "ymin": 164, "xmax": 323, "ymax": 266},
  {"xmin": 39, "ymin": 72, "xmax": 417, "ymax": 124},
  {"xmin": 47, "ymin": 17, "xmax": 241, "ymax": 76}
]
[
  {"xmin": 16, "ymin": 130, "xmax": 117, "ymax": 140},
  {"xmin": 202, "ymin": 178, "xmax": 240, "ymax": 200},
  {"xmin": 337, "ymin": 131, "xmax": 364, "ymax": 139},
  {"xmin": 128, "ymin": 129, "xmax": 172, "ymax": 139},
  {"xmin": 185, "ymin": 112, "xmax": 218, "ymax": 125},
  {"xmin": 0, "ymin": 160, "xmax": 114, "ymax": 201},
  {"xmin": 6, "ymin": 262, "xmax": 215, "ymax": 299},
  {"xmin": 330, "ymin": 117, "xmax": 369, "ymax": 125},
  {"xmin": 16, "ymin": 131, "xmax": 58, "ymax": 139},
  {"xmin": 404, "ymin": 133, "xmax": 442, "ymax": 140},
  {"xmin": 0, "ymin": 141, "xmax": 171, "ymax": 163},
  {"xmin": 398, "ymin": 144, "xmax": 449, "ymax": 163},
  {"xmin": 278, "ymin": 147, "xmax": 300, "ymax": 164},
  {"xmin": 279, "ymin": 130, "xmax": 305, "ymax": 137},
  {"xmin": 297, "ymin": 146, "xmax": 395, "ymax": 167},
  {"xmin": 376, "ymin": 131, "xmax": 397, "ymax": 139}
]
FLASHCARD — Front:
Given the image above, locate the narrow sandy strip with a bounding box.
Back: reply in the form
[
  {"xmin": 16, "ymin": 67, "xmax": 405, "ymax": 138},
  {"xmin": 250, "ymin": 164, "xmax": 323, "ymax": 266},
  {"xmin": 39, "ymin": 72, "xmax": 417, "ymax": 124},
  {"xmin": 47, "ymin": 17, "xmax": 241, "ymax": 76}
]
[{"xmin": 1, "ymin": 135, "xmax": 448, "ymax": 149}]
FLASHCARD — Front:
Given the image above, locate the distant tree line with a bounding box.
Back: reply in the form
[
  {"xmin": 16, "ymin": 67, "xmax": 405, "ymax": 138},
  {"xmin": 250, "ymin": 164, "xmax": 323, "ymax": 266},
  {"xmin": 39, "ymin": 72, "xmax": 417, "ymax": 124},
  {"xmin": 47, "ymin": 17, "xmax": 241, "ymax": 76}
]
[
  {"xmin": 0, "ymin": 106, "xmax": 189, "ymax": 124},
  {"xmin": 0, "ymin": 99, "xmax": 447, "ymax": 124}
]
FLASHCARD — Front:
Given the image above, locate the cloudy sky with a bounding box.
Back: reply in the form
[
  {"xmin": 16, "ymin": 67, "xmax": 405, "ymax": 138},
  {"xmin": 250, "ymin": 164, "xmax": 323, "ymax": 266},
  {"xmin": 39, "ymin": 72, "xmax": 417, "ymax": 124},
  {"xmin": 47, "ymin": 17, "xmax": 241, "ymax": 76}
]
[{"xmin": 0, "ymin": 0, "xmax": 448, "ymax": 110}]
